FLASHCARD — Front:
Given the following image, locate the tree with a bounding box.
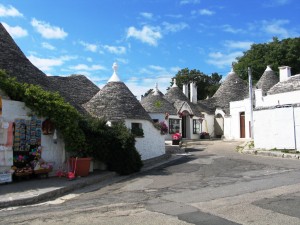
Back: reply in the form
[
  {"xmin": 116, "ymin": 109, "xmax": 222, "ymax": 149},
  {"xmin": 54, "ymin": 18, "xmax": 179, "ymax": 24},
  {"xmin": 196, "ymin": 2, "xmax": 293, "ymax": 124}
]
[
  {"xmin": 234, "ymin": 37, "xmax": 300, "ymax": 82},
  {"xmin": 141, "ymin": 89, "xmax": 153, "ymax": 98},
  {"xmin": 171, "ymin": 68, "xmax": 222, "ymax": 100}
]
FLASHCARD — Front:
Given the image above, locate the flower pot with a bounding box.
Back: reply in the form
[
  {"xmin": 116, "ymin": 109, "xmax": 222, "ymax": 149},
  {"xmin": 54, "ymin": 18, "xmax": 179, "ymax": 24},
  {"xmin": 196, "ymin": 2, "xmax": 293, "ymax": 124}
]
[
  {"xmin": 172, "ymin": 140, "xmax": 180, "ymax": 145},
  {"xmin": 69, "ymin": 157, "xmax": 92, "ymax": 177}
]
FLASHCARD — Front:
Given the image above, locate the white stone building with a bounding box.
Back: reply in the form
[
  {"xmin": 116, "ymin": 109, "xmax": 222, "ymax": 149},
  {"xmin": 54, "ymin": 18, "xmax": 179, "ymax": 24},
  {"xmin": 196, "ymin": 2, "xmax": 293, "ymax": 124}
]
[
  {"xmin": 83, "ymin": 63, "xmax": 165, "ymax": 160},
  {"xmin": 141, "ymin": 80, "xmax": 206, "ymax": 140}
]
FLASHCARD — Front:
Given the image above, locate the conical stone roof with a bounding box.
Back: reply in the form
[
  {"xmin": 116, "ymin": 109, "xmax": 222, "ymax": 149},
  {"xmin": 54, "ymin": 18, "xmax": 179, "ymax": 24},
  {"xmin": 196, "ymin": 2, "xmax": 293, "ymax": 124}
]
[
  {"xmin": 164, "ymin": 80, "xmax": 189, "ymax": 103},
  {"xmin": 141, "ymin": 85, "xmax": 177, "ymax": 114},
  {"xmin": 268, "ymin": 74, "xmax": 300, "ymax": 95},
  {"xmin": 0, "ymin": 23, "xmax": 51, "ymax": 90},
  {"xmin": 0, "ymin": 23, "xmax": 93, "ymax": 113},
  {"xmin": 83, "ymin": 63, "xmax": 152, "ymax": 121},
  {"xmin": 210, "ymin": 68, "xmax": 248, "ymax": 114},
  {"xmin": 256, "ymin": 65, "xmax": 279, "ymax": 95},
  {"xmin": 48, "ymin": 75, "xmax": 99, "ymax": 105}
]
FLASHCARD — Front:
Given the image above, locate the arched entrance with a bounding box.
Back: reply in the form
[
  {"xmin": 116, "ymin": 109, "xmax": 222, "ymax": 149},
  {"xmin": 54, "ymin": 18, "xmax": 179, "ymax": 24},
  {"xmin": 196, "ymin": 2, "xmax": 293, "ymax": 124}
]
[{"xmin": 214, "ymin": 113, "xmax": 224, "ymax": 138}]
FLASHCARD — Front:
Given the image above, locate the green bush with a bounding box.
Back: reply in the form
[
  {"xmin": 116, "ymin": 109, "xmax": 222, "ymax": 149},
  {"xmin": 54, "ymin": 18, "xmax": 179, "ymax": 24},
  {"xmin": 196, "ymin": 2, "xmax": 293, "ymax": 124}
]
[{"xmin": 107, "ymin": 122, "xmax": 143, "ymax": 175}]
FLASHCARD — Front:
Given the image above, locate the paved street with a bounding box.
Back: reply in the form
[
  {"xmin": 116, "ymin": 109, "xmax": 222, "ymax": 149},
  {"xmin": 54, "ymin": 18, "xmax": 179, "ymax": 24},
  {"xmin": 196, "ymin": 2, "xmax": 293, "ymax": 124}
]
[{"xmin": 1, "ymin": 140, "xmax": 300, "ymax": 225}]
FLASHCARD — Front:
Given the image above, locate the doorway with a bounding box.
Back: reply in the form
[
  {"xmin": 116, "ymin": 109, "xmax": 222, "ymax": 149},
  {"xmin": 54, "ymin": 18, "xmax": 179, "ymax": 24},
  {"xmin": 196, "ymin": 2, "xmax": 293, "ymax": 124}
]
[
  {"xmin": 181, "ymin": 115, "xmax": 186, "ymax": 138},
  {"xmin": 240, "ymin": 112, "xmax": 245, "ymax": 138}
]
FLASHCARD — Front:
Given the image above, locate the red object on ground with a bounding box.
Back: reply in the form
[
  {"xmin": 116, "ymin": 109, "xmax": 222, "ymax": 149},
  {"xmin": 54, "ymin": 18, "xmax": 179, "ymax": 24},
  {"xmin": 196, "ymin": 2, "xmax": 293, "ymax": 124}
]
[{"xmin": 172, "ymin": 133, "xmax": 182, "ymax": 140}]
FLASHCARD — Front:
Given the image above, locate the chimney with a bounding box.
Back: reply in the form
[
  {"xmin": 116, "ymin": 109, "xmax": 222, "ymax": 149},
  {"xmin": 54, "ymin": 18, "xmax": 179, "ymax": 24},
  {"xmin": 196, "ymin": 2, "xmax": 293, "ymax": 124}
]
[
  {"xmin": 279, "ymin": 66, "xmax": 291, "ymax": 82},
  {"xmin": 183, "ymin": 83, "xmax": 188, "ymax": 98},
  {"xmin": 190, "ymin": 82, "xmax": 197, "ymax": 103}
]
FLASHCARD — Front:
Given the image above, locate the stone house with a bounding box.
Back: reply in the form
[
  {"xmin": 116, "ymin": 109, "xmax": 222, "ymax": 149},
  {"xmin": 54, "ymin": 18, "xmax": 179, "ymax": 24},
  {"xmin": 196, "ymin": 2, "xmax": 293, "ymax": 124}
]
[
  {"xmin": 83, "ymin": 63, "xmax": 165, "ymax": 160},
  {"xmin": 141, "ymin": 80, "xmax": 205, "ymax": 140}
]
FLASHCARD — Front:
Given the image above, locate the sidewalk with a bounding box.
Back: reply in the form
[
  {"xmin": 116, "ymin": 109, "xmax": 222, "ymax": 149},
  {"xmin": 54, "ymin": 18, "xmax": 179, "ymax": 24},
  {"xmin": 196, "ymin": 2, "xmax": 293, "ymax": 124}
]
[
  {"xmin": 0, "ymin": 154, "xmax": 183, "ymax": 209},
  {"xmin": 239, "ymin": 140, "xmax": 300, "ymax": 160}
]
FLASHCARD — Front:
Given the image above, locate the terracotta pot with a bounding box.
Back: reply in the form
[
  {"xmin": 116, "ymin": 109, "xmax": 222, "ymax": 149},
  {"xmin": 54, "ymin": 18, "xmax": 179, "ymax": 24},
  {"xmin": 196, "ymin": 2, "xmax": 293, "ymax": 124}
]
[{"xmin": 69, "ymin": 157, "xmax": 92, "ymax": 177}]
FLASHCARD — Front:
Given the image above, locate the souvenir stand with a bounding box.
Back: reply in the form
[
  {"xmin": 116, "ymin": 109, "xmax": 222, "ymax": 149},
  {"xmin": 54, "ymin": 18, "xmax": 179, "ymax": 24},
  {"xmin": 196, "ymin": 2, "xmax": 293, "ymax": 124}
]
[{"xmin": 11, "ymin": 117, "xmax": 53, "ymax": 179}]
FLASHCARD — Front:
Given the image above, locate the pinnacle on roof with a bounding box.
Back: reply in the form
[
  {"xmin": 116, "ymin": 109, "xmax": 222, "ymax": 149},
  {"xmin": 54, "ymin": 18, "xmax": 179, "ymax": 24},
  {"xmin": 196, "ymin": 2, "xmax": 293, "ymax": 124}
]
[
  {"xmin": 256, "ymin": 65, "xmax": 279, "ymax": 95},
  {"xmin": 172, "ymin": 78, "xmax": 178, "ymax": 88},
  {"xmin": 108, "ymin": 62, "xmax": 121, "ymax": 82},
  {"xmin": 153, "ymin": 83, "xmax": 159, "ymax": 96}
]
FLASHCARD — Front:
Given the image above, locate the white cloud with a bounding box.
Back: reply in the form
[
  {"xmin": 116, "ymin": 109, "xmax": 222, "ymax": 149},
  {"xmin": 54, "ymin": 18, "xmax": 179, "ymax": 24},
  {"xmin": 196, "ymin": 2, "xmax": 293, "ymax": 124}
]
[
  {"xmin": 79, "ymin": 41, "xmax": 98, "ymax": 52},
  {"xmin": 103, "ymin": 45, "xmax": 126, "ymax": 54},
  {"xmin": 87, "ymin": 57, "xmax": 93, "ymax": 62},
  {"xmin": 127, "ymin": 25, "xmax": 162, "ymax": 46},
  {"xmin": 31, "ymin": 18, "xmax": 68, "ymax": 39},
  {"xmin": 0, "ymin": 4, "xmax": 23, "ymax": 17},
  {"xmin": 69, "ymin": 64, "xmax": 106, "ymax": 71},
  {"xmin": 28, "ymin": 55, "xmax": 75, "ymax": 71},
  {"xmin": 224, "ymin": 40, "xmax": 253, "ymax": 50},
  {"xmin": 261, "ymin": 19, "xmax": 291, "ymax": 38},
  {"xmin": 221, "ymin": 24, "xmax": 244, "ymax": 34},
  {"xmin": 199, "ymin": 9, "xmax": 215, "ymax": 15},
  {"xmin": 263, "ymin": 0, "xmax": 291, "ymax": 7},
  {"xmin": 126, "ymin": 75, "xmax": 172, "ymax": 100},
  {"xmin": 140, "ymin": 12, "xmax": 153, "ymax": 19},
  {"xmin": 126, "ymin": 65, "xmax": 178, "ymax": 99},
  {"xmin": 116, "ymin": 58, "xmax": 129, "ymax": 64},
  {"xmin": 192, "ymin": 9, "xmax": 215, "ymax": 16},
  {"xmin": 2, "ymin": 22, "xmax": 27, "ymax": 38},
  {"xmin": 41, "ymin": 42, "xmax": 55, "ymax": 50},
  {"xmin": 149, "ymin": 65, "xmax": 165, "ymax": 71},
  {"xmin": 206, "ymin": 51, "xmax": 242, "ymax": 68},
  {"xmin": 162, "ymin": 22, "xmax": 189, "ymax": 33},
  {"xmin": 180, "ymin": 0, "xmax": 200, "ymax": 5}
]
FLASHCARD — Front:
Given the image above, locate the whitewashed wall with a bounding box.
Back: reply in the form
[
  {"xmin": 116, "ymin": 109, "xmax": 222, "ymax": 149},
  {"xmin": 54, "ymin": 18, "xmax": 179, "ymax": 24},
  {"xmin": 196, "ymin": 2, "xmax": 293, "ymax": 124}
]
[
  {"xmin": 202, "ymin": 113, "xmax": 214, "ymax": 136},
  {"xmin": 256, "ymin": 90, "xmax": 300, "ymax": 107},
  {"xmin": 224, "ymin": 99, "xmax": 252, "ymax": 139},
  {"xmin": 148, "ymin": 113, "xmax": 165, "ymax": 122},
  {"xmin": 254, "ymin": 106, "xmax": 299, "ymax": 150},
  {"xmin": 2, "ymin": 99, "xmax": 65, "ymax": 170},
  {"xmin": 125, "ymin": 119, "xmax": 165, "ymax": 160}
]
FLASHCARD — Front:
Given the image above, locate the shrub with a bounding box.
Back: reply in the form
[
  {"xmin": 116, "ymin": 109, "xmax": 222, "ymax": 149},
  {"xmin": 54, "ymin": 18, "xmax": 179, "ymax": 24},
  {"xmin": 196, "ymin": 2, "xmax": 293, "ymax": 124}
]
[{"xmin": 106, "ymin": 122, "xmax": 143, "ymax": 175}]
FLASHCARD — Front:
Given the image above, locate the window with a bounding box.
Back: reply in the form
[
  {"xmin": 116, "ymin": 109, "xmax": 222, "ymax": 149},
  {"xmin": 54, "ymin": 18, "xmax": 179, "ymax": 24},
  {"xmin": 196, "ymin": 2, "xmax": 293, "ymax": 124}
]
[
  {"xmin": 193, "ymin": 119, "xmax": 201, "ymax": 134},
  {"xmin": 131, "ymin": 123, "xmax": 144, "ymax": 137},
  {"xmin": 152, "ymin": 119, "xmax": 159, "ymax": 123},
  {"xmin": 169, "ymin": 119, "xmax": 180, "ymax": 134}
]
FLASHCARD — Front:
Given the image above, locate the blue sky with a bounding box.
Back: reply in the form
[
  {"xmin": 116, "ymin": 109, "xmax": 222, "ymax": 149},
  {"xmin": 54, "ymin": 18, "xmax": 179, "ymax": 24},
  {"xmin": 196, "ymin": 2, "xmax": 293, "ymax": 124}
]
[{"xmin": 1, "ymin": 0, "xmax": 299, "ymax": 99}]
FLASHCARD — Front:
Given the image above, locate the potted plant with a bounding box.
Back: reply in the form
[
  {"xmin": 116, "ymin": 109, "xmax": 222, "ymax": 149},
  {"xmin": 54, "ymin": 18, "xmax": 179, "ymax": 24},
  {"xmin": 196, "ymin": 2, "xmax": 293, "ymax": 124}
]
[
  {"xmin": 172, "ymin": 132, "xmax": 182, "ymax": 145},
  {"xmin": 69, "ymin": 149, "xmax": 92, "ymax": 177}
]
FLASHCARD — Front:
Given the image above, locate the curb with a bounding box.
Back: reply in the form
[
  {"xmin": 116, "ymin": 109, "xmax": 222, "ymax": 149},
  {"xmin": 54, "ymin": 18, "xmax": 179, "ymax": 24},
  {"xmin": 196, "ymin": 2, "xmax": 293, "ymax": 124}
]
[
  {"xmin": 0, "ymin": 172, "xmax": 116, "ymax": 209},
  {"xmin": 242, "ymin": 149, "xmax": 300, "ymax": 160}
]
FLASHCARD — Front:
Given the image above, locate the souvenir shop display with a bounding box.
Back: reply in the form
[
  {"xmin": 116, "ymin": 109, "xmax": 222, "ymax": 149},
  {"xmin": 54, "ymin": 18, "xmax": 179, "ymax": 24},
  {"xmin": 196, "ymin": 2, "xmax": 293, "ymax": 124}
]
[{"xmin": 11, "ymin": 117, "xmax": 53, "ymax": 179}]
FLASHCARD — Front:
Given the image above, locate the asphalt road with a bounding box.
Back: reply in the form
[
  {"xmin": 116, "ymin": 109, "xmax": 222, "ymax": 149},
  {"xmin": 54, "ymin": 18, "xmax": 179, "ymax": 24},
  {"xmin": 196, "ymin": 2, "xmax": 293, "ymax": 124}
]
[{"xmin": 1, "ymin": 140, "xmax": 300, "ymax": 225}]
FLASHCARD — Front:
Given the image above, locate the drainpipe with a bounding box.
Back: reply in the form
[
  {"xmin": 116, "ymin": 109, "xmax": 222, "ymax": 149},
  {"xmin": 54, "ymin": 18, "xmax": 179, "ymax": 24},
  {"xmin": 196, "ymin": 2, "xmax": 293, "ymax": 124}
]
[
  {"xmin": 248, "ymin": 67, "xmax": 254, "ymax": 139},
  {"xmin": 293, "ymin": 106, "xmax": 297, "ymax": 150}
]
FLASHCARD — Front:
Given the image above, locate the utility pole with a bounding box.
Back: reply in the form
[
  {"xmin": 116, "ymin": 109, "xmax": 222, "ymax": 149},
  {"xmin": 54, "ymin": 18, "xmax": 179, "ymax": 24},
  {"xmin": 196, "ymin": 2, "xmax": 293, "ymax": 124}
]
[{"xmin": 248, "ymin": 67, "xmax": 254, "ymax": 139}]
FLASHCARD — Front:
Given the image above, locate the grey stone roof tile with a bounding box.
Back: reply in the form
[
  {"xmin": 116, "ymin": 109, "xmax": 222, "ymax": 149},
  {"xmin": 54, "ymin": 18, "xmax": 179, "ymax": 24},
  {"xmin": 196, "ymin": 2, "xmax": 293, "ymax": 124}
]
[
  {"xmin": 83, "ymin": 81, "xmax": 152, "ymax": 121},
  {"xmin": 256, "ymin": 67, "xmax": 279, "ymax": 95},
  {"xmin": 268, "ymin": 74, "xmax": 300, "ymax": 95}
]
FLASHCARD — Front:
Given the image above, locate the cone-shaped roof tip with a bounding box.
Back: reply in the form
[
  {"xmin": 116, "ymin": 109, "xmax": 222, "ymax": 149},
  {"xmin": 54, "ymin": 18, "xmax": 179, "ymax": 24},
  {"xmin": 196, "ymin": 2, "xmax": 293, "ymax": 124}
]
[
  {"xmin": 265, "ymin": 65, "xmax": 272, "ymax": 71},
  {"xmin": 108, "ymin": 62, "xmax": 121, "ymax": 82},
  {"xmin": 172, "ymin": 78, "xmax": 178, "ymax": 88},
  {"xmin": 153, "ymin": 82, "xmax": 159, "ymax": 95}
]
